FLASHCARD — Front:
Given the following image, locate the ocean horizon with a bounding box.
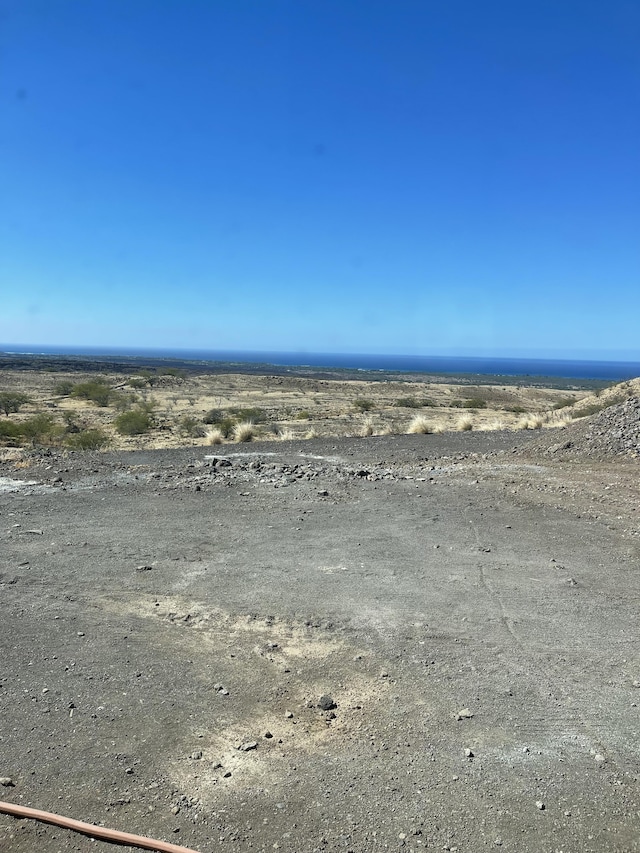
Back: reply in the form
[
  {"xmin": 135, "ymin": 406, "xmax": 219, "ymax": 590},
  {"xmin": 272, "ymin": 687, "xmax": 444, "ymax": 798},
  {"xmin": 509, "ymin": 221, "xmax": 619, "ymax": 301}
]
[{"xmin": 2, "ymin": 345, "xmax": 640, "ymax": 381}]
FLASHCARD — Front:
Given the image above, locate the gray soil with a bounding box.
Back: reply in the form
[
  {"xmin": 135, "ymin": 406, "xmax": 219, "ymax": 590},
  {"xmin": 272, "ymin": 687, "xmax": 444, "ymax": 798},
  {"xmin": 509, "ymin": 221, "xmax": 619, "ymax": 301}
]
[{"xmin": 1, "ymin": 422, "xmax": 639, "ymax": 853}]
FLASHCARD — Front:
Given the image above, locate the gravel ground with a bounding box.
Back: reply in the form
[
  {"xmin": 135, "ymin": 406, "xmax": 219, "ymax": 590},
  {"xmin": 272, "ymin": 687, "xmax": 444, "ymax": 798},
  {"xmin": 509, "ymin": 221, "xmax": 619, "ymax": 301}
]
[{"xmin": 1, "ymin": 424, "xmax": 639, "ymax": 853}]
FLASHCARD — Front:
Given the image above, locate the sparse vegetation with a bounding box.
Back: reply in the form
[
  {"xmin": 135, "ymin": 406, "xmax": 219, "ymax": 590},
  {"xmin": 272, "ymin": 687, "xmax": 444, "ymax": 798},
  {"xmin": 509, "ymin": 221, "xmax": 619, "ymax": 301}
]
[
  {"xmin": 451, "ymin": 397, "xmax": 487, "ymax": 409},
  {"xmin": 361, "ymin": 418, "xmax": 375, "ymax": 436},
  {"xmin": 178, "ymin": 415, "xmax": 206, "ymax": 438},
  {"xmin": 516, "ymin": 415, "xmax": 543, "ymax": 430},
  {"xmin": 115, "ymin": 408, "xmax": 152, "ymax": 435},
  {"xmin": 54, "ymin": 380, "xmax": 74, "ymax": 396},
  {"xmin": 394, "ymin": 396, "xmax": 436, "ymax": 408},
  {"xmin": 354, "ymin": 398, "xmax": 374, "ymax": 412},
  {"xmin": 456, "ymin": 415, "xmax": 473, "ymax": 431},
  {"xmin": 572, "ymin": 394, "xmax": 627, "ymax": 418},
  {"xmin": 234, "ymin": 421, "xmax": 256, "ymax": 442},
  {"xmin": 296, "ymin": 410, "xmax": 311, "ymax": 420},
  {"xmin": 0, "ymin": 391, "xmax": 31, "ymax": 415},
  {"xmin": 552, "ymin": 397, "xmax": 575, "ymax": 410},
  {"xmin": 205, "ymin": 427, "xmax": 224, "ymax": 445},
  {"xmin": 203, "ymin": 408, "xmax": 225, "ymax": 424},
  {"xmin": 66, "ymin": 428, "xmax": 110, "ymax": 450},
  {"xmin": 407, "ymin": 415, "xmax": 434, "ymax": 434},
  {"xmin": 228, "ymin": 406, "xmax": 267, "ymax": 423},
  {"xmin": 71, "ymin": 380, "xmax": 112, "ymax": 407}
]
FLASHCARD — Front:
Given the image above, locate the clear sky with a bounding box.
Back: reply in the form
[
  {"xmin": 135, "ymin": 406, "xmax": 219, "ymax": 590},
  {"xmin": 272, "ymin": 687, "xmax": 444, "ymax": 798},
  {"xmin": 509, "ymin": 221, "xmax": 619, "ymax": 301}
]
[{"xmin": 1, "ymin": 0, "xmax": 639, "ymax": 360}]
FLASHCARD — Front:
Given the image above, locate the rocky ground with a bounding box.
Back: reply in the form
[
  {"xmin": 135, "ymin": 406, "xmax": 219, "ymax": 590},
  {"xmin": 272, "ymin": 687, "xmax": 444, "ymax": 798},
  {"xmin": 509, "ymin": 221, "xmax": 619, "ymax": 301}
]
[{"xmin": 0, "ymin": 403, "xmax": 639, "ymax": 853}]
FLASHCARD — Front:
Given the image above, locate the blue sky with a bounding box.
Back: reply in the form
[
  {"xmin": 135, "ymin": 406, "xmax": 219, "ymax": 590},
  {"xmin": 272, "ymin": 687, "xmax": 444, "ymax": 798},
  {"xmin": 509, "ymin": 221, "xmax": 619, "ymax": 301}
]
[{"xmin": 1, "ymin": 0, "xmax": 639, "ymax": 359}]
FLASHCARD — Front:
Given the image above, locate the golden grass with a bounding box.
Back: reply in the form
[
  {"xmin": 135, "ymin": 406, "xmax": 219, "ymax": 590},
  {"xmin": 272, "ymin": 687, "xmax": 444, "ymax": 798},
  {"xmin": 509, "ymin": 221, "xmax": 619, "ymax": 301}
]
[
  {"xmin": 456, "ymin": 415, "xmax": 473, "ymax": 431},
  {"xmin": 205, "ymin": 427, "xmax": 224, "ymax": 445},
  {"xmin": 361, "ymin": 418, "xmax": 375, "ymax": 437},
  {"xmin": 233, "ymin": 421, "xmax": 256, "ymax": 442},
  {"xmin": 407, "ymin": 415, "xmax": 434, "ymax": 434}
]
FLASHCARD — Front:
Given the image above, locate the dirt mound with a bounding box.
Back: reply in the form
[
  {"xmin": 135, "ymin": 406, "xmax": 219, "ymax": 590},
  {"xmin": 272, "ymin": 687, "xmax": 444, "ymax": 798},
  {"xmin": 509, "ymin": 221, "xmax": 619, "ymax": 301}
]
[{"xmin": 524, "ymin": 396, "xmax": 640, "ymax": 460}]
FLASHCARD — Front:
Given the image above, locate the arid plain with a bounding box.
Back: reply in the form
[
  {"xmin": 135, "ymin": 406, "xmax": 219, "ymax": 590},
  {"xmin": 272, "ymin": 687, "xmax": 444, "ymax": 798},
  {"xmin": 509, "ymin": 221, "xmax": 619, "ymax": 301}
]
[{"xmin": 1, "ymin": 361, "xmax": 639, "ymax": 853}]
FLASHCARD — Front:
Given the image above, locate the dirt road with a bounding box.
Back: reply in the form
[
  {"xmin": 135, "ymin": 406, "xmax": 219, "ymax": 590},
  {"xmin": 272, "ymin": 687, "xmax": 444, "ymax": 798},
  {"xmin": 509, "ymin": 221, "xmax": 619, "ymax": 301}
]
[{"xmin": 1, "ymin": 432, "xmax": 639, "ymax": 852}]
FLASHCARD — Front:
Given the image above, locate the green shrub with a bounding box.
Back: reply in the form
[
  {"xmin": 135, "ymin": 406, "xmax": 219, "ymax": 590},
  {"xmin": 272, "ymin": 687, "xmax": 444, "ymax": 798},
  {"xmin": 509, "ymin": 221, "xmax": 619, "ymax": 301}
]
[
  {"xmin": 203, "ymin": 408, "xmax": 225, "ymax": 424},
  {"xmin": 111, "ymin": 391, "xmax": 137, "ymax": 412},
  {"xmin": 552, "ymin": 398, "xmax": 575, "ymax": 410},
  {"xmin": 115, "ymin": 408, "xmax": 152, "ymax": 435},
  {"xmin": 354, "ymin": 398, "xmax": 374, "ymax": 412},
  {"xmin": 54, "ymin": 381, "xmax": 74, "ymax": 396},
  {"xmin": 127, "ymin": 376, "xmax": 148, "ymax": 389},
  {"xmin": 295, "ymin": 410, "xmax": 311, "ymax": 420},
  {"xmin": 227, "ymin": 406, "xmax": 267, "ymax": 423},
  {"xmin": 463, "ymin": 397, "xmax": 487, "ymax": 409},
  {"xmin": 394, "ymin": 397, "xmax": 437, "ymax": 408},
  {"xmin": 66, "ymin": 428, "xmax": 110, "ymax": 450},
  {"xmin": 505, "ymin": 405, "xmax": 526, "ymax": 414},
  {"xmin": 71, "ymin": 380, "xmax": 112, "ymax": 407},
  {"xmin": 178, "ymin": 415, "xmax": 205, "ymax": 437},
  {"xmin": 0, "ymin": 392, "xmax": 31, "ymax": 415},
  {"xmin": 394, "ymin": 397, "xmax": 422, "ymax": 408},
  {"xmin": 0, "ymin": 419, "xmax": 22, "ymax": 442},
  {"xmin": 20, "ymin": 413, "xmax": 59, "ymax": 442}
]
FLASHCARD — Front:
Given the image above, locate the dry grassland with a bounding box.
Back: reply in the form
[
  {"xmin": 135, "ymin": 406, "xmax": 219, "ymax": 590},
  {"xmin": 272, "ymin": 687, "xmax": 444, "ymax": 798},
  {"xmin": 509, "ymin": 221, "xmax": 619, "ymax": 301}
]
[{"xmin": 0, "ymin": 365, "xmax": 623, "ymax": 452}]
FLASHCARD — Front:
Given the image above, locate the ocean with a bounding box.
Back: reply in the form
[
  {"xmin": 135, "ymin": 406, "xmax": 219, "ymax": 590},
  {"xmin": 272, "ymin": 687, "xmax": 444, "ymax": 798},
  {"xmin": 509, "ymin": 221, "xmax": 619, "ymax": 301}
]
[{"xmin": 2, "ymin": 345, "xmax": 640, "ymax": 381}]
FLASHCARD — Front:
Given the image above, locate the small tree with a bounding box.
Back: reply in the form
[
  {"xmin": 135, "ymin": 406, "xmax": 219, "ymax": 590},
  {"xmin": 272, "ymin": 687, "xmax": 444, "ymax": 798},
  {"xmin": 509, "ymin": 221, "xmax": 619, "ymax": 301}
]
[
  {"xmin": 115, "ymin": 408, "xmax": 152, "ymax": 435},
  {"xmin": 0, "ymin": 392, "xmax": 31, "ymax": 415},
  {"xmin": 54, "ymin": 380, "xmax": 74, "ymax": 396},
  {"xmin": 71, "ymin": 380, "xmax": 112, "ymax": 407}
]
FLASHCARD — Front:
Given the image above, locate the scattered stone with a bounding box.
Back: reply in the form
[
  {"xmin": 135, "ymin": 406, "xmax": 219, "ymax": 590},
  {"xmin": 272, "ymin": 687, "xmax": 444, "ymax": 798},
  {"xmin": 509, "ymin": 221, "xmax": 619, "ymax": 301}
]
[
  {"xmin": 594, "ymin": 753, "xmax": 605, "ymax": 763},
  {"xmin": 223, "ymin": 771, "xmax": 232, "ymax": 778},
  {"xmin": 632, "ymin": 680, "xmax": 640, "ymax": 688},
  {"xmin": 0, "ymin": 778, "xmax": 15, "ymax": 787},
  {"xmin": 536, "ymin": 801, "xmax": 545, "ymax": 810},
  {"xmin": 264, "ymin": 731, "xmax": 273, "ymax": 739},
  {"xmin": 464, "ymin": 748, "xmax": 474, "ymax": 758},
  {"xmin": 171, "ymin": 805, "xmax": 181, "ymax": 815},
  {"xmin": 191, "ymin": 751, "xmax": 203, "ymax": 760},
  {"xmin": 239, "ymin": 741, "xmax": 258, "ymax": 752},
  {"xmin": 285, "ymin": 711, "xmax": 294, "ymax": 719},
  {"xmin": 77, "ymin": 631, "xmax": 85, "ymax": 637},
  {"xmin": 456, "ymin": 708, "xmax": 474, "ymax": 720},
  {"xmin": 136, "ymin": 565, "xmax": 153, "ymax": 572},
  {"xmin": 125, "ymin": 767, "xmax": 134, "ymax": 775},
  {"xmin": 318, "ymin": 694, "xmax": 336, "ymax": 711}
]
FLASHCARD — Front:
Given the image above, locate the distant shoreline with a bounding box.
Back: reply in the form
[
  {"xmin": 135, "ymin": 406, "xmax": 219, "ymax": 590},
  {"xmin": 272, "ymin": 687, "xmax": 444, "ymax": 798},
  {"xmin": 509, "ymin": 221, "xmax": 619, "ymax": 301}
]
[{"xmin": 1, "ymin": 345, "xmax": 639, "ymax": 384}]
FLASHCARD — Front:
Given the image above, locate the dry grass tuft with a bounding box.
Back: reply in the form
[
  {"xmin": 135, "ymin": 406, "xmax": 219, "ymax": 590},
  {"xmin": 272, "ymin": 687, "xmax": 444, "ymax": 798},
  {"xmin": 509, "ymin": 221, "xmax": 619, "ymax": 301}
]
[
  {"xmin": 233, "ymin": 421, "xmax": 256, "ymax": 442},
  {"xmin": 278, "ymin": 428, "xmax": 295, "ymax": 441},
  {"xmin": 516, "ymin": 415, "xmax": 544, "ymax": 430},
  {"xmin": 456, "ymin": 415, "xmax": 473, "ymax": 431},
  {"xmin": 484, "ymin": 418, "xmax": 506, "ymax": 431},
  {"xmin": 205, "ymin": 428, "xmax": 224, "ymax": 445},
  {"xmin": 305, "ymin": 428, "xmax": 318, "ymax": 439},
  {"xmin": 407, "ymin": 415, "xmax": 434, "ymax": 434},
  {"xmin": 361, "ymin": 418, "xmax": 374, "ymax": 437}
]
